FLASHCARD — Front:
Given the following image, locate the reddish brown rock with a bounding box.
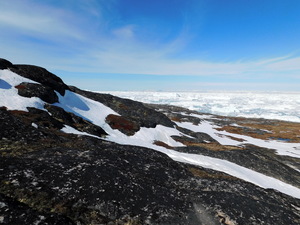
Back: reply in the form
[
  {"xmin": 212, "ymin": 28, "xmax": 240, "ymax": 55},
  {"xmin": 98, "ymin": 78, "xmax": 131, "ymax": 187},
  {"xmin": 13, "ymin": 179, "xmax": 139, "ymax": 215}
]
[{"xmin": 106, "ymin": 114, "xmax": 140, "ymax": 135}]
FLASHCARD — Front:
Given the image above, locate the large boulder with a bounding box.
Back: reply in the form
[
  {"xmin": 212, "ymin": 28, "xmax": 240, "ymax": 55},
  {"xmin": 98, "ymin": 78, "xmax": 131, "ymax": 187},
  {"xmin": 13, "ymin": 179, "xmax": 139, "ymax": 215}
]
[
  {"xmin": 11, "ymin": 65, "xmax": 69, "ymax": 95},
  {"xmin": 15, "ymin": 82, "xmax": 59, "ymax": 104},
  {"xmin": 105, "ymin": 114, "xmax": 140, "ymax": 135}
]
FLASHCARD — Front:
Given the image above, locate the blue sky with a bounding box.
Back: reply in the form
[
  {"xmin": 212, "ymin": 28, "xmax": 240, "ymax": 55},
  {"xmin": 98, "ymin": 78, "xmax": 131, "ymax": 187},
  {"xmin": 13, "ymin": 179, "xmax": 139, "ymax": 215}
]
[{"xmin": 1, "ymin": 0, "xmax": 300, "ymax": 91}]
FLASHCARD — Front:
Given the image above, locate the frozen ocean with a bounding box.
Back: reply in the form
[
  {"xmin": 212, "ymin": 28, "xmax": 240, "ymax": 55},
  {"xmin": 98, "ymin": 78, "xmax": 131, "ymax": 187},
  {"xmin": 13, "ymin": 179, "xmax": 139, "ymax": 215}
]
[{"xmin": 96, "ymin": 91, "xmax": 300, "ymax": 123}]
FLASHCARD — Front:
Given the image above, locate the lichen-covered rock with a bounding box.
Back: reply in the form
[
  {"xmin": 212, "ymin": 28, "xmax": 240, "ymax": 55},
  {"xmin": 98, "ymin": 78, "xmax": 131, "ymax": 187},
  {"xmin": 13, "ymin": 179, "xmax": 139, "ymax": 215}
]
[
  {"xmin": 188, "ymin": 165, "xmax": 300, "ymax": 225},
  {"xmin": 21, "ymin": 107, "xmax": 65, "ymax": 130},
  {"xmin": 0, "ymin": 134, "xmax": 201, "ymax": 224},
  {"xmin": 0, "ymin": 193, "xmax": 74, "ymax": 225},
  {"xmin": 106, "ymin": 114, "xmax": 140, "ymax": 135},
  {"xmin": 15, "ymin": 82, "xmax": 59, "ymax": 104},
  {"xmin": 0, "ymin": 107, "xmax": 44, "ymax": 142}
]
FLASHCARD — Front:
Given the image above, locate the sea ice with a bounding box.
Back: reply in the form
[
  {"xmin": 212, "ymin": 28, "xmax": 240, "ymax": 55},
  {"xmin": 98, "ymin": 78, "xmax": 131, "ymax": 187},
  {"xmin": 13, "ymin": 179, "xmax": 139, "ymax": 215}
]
[{"xmin": 96, "ymin": 91, "xmax": 300, "ymax": 123}]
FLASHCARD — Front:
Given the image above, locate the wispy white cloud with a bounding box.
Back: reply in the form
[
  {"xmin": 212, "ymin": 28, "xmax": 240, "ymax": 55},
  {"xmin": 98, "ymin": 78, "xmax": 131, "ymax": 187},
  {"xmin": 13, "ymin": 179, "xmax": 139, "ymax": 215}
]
[
  {"xmin": 264, "ymin": 56, "xmax": 300, "ymax": 71},
  {"xmin": 0, "ymin": 0, "xmax": 85, "ymax": 41},
  {"xmin": 0, "ymin": 0, "xmax": 299, "ymax": 88},
  {"xmin": 112, "ymin": 25, "xmax": 135, "ymax": 39},
  {"xmin": 82, "ymin": 43, "xmax": 300, "ymax": 79}
]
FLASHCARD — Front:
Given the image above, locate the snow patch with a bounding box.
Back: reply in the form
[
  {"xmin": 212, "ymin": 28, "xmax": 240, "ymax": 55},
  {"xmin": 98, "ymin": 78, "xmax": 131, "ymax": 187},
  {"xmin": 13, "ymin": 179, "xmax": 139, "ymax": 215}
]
[
  {"xmin": 61, "ymin": 125, "xmax": 100, "ymax": 139},
  {"xmin": 0, "ymin": 69, "xmax": 44, "ymax": 111},
  {"xmin": 54, "ymin": 90, "xmax": 119, "ymax": 132},
  {"xmin": 0, "ymin": 202, "xmax": 7, "ymax": 208},
  {"xmin": 107, "ymin": 124, "xmax": 185, "ymax": 148},
  {"xmin": 151, "ymin": 147, "xmax": 300, "ymax": 199}
]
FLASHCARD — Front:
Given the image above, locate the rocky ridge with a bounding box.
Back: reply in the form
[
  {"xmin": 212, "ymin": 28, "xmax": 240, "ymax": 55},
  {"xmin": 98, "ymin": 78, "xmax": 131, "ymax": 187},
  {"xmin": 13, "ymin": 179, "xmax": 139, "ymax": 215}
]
[{"xmin": 1, "ymin": 58, "xmax": 300, "ymax": 224}]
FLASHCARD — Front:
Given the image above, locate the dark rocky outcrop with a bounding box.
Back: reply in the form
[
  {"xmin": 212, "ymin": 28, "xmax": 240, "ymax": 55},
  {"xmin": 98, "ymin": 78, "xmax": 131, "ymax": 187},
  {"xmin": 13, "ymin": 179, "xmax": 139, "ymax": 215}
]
[
  {"xmin": 11, "ymin": 65, "xmax": 69, "ymax": 95},
  {"xmin": 15, "ymin": 82, "xmax": 59, "ymax": 104},
  {"xmin": 45, "ymin": 104, "xmax": 107, "ymax": 137},
  {"xmin": 0, "ymin": 107, "xmax": 45, "ymax": 143},
  {"xmin": 0, "ymin": 58, "xmax": 15, "ymax": 70},
  {"xmin": 0, "ymin": 141, "xmax": 196, "ymax": 224},
  {"xmin": 15, "ymin": 107, "xmax": 64, "ymax": 131}
]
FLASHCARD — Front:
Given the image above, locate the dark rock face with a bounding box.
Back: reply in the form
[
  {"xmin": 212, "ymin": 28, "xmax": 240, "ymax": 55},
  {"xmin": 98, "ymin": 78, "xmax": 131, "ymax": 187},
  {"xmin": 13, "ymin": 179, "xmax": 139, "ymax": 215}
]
[
  {"xmin": 11, "ymin": 65, "xmax": 69, "ymax": 95},
  {"xmin": 26, "ymin": 107, "xmax": 65, "ymax": 130},
  {"xmin": 189, "ymin": 166, "xmax": 300, "ymax": 225},
  {"xmin": 0, "ymin": 58, "xmax": 15, "ymax": 70},
  {"xmin": 0, "ymin": 193, "xmax": 74, "ymax": 225},
  {"xmin": 15, "ymin": 82, "xmax": 59, "ymax": 104},
  {"xmin": 0, "ymin": 107, "xmax": 44, "ymax": 142},
  {"xmin": 69, "ymin": 86, "xmax": 175, "ymax": 131}
]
